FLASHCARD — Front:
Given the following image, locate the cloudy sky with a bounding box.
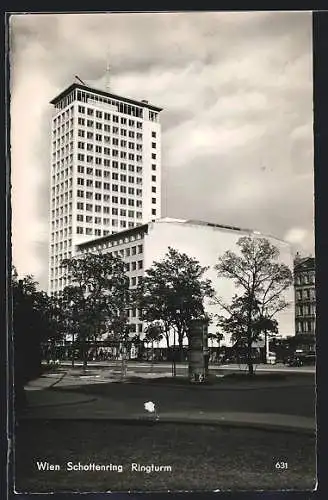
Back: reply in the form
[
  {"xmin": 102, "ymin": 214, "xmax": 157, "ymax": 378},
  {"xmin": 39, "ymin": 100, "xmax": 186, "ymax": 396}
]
[{"xmin": 10, "ymin": 11, "xmax": 314, "ymax": 290}]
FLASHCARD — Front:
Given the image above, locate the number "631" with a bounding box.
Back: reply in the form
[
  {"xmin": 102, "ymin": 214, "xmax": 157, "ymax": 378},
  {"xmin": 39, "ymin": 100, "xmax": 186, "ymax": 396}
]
[{"xmin": 275, "ymin": 461, "xmax": 288, "ymax": 469}]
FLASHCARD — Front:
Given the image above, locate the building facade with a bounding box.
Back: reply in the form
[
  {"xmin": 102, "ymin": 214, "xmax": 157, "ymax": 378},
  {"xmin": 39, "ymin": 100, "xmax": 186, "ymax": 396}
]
[
  {"xmin": 76, "ymin": 218, "xmax": 295, "ymax": 346},
  {"xmin": 48, "ymin": 82, "xmax": 162, "ymax": 294},
  {"xmin": 294, "ymin": 255, "xmax": 316, "ymax": 336}
]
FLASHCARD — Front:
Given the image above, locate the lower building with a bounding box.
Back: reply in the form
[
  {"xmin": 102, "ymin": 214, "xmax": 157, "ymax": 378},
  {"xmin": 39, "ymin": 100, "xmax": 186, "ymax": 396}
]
[{"xmin": 76, "ymin": 217, "xmax": 295, "ymax": 346}]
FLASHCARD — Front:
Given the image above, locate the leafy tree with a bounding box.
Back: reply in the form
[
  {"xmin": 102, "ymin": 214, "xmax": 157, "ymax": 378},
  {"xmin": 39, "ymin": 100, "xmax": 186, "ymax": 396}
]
[
  {"xmin": 214, "ymin": 237, "xmax": 293, "ymax": 375},
  {"xmin": 135, "ymin": 247, "xmax": 214, "ymax": 361},
  {"xmin": 144, "ymin": 321, "xmax": 164, "ymax": 363},
  {"xmin": 61, "ymin": 252, "xmax": 131, "ymax": 369},
  {"xmin": 12, "ymin": 268, "xmax": 63, "ymax": 411}
]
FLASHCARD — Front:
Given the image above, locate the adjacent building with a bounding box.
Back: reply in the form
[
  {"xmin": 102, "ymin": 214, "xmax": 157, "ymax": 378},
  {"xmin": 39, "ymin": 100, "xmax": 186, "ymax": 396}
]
[
  {"xmin": 294, "ymin": 254, "xmax": 316, "ymax": 336},
  {"xmin": 76, "ymin": 217, "xmax": 295, "ymax": 345},
  {"xmin": 48, "ymin": 82, "xmax": 162, "ymax": 294}
]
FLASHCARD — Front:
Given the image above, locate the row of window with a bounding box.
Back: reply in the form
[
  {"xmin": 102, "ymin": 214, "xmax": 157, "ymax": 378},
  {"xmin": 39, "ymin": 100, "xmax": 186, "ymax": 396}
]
[
  {"xmin": 77, "ymin": 141, "xmax": 146, "ymax": 151},
  {"xmin": 76, "ymin": 196, "xmax": 144, "ymax": 207},
  {"xmin": 76, "ymin": 210, "xmax": 140, "ymax": 221},
  {"xmin": 296, "ymin": 304, "xmax": 316, "ymax": 317},
  {"xmin": 77, "ymin": 129, "xmax": 146, "ymax": 141},
  {"xmin": 77, "ymin": 152, "xmax": 146, "ymax": 162},
  {"xmin": 77, "ymin": 117, "xmax": 143, "ymax": 130},
  {"xmin": 76, "ymin": 163, "xmax": 149, "ymax": 174},
  {"xmin": 296, "ymin": 320, "xmax": 316, "ymax": 333},
  {"xmin": 295, "ymin": 288, "xmax": 315, "ymax": 301},
  {"xmin": 295, "ymin": 272, "xmax": 315, "ymax": 285},
  {"xmin": 77, "ymin": 174, "xmax": 155, "ymax": 185}
]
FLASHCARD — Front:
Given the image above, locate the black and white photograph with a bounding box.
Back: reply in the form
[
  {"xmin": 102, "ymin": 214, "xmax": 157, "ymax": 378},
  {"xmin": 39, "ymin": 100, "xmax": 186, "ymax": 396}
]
[{"xmin": 10, "ymin": 10, "xmax": 316, "ymax": 493}]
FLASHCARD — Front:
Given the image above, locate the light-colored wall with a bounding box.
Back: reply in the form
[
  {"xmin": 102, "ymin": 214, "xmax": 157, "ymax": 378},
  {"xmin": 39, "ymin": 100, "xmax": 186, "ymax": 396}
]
[{"xmin": 143, "ymin": 220, "xmax": 295, "ymax": 347}]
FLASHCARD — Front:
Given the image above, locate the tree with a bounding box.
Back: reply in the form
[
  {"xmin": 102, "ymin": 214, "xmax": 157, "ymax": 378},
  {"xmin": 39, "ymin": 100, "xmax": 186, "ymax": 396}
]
[
  {"xmin": 61, "ymin": 252, "xmax": 131, "ymax": 370},
  {"xmin": 135, "ymin": 247, "xmax": 214, "ymax": 361},
  {"xmin": 214, "ymin": 237, "xmax": 293, "ymax": 375},
  {"xmin": 12, "ymin": 268, "xmax": 63, "ymax": 411},
  {"xmin": 208, "ymin": 331, "xmax": 224, "ymax": 361},
  {"xmin": 144, "ymin": 322, "xmax": 164, "ymax": 364}
]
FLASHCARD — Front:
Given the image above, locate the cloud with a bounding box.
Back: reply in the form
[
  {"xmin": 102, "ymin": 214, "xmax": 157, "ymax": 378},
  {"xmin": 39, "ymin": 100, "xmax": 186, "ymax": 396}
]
[{"xmin": 10, "ymin": 11, "xmax": 314, "ymax": 288}]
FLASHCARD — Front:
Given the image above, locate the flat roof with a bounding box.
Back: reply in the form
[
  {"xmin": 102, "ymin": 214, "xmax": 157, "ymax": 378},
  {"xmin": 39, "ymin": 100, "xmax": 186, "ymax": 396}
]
[
  {"xmin": 50, "ymin": 82, "xmax": 163, "ymax": 112},
  {"xmin": 76, "ymin": 217, "xmax": 289, "ymax": 251},
  {"xmin": 77, "ymin": 223, "xmax": 149, "ymax": 250}
]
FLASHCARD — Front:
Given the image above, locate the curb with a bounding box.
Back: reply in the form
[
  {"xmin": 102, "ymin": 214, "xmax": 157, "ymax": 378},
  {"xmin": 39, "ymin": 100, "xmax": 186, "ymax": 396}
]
[
  {"xmin": 24, "ymin": 395, "xmax": 97, "ymax": 409},
  {"xmin": 19, "ymin": 413, "xmax": 315, "ymax": 436},
  {"xmin": 74, "ymin": 379, "xmax": 315, "ymax": 391}
]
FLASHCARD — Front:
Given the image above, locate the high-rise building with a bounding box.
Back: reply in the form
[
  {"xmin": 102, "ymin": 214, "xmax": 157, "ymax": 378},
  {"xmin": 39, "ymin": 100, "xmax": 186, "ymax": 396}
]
[{"xmin": 48, "ymin": 82, "xmax": 162, "ymax": 294}]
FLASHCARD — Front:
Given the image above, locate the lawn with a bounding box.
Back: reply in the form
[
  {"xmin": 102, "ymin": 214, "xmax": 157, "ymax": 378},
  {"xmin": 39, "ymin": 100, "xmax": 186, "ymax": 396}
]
[{"xmin": 15, "ymin": 420, "xmax": 316, "ymax": 493}]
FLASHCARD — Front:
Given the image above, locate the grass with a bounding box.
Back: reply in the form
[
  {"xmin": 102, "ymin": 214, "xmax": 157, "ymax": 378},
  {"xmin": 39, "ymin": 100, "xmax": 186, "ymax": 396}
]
[{"xmin": 15, "ymin": 420, "xmax": 316, "ymax": 493}]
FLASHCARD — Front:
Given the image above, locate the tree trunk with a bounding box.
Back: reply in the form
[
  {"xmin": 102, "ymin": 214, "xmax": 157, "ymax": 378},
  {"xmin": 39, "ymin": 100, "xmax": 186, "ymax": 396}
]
[{"xmin": 247, "ymin": 338, "xmax": 254, "ymax": 376}]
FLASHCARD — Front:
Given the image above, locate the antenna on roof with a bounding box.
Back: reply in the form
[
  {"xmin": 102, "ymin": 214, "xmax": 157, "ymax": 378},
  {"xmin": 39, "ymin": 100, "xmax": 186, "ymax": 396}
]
[
  {"xmin": 105, "ymin": 51, "xmax": 111, "ymax": 92},
  {"xmin": 75, "ymin": 75, "xmax": 86, "ymax": 86}
]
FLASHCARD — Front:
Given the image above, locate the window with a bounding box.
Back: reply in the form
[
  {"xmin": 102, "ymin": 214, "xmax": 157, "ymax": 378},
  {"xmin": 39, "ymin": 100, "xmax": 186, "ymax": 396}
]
[
  {"xmin": 87, "ymin": 120, "xmax": 94, "ymax": 127},
  {"xmin": 77, "ymin": 190, "xmax": 84, "ymax": 198},
  {"xmin": 78, "ymin": 117, "xmax": 85, "ymax": 125},
  {"xmin": 78, "ymin": 129, "xmax": 85, "ymax": 138},
  {"xmin": 120, "ymin": 197, "xmax": 126, "ymax": 205},
  {"xmin": 95, "ymin": 205, "xmax": 101, "ymax": 212},
  {"xmin": 125, "ymin": 248, "xmax": 130, "ymax": 257},
  {"xmin": 138, "ymin": 260, "xmax": 143, "ymax": 270},
  {"xmin": 128, "ymin": 199, "xmax": 135, "ymax": 207},
  {"xmin": 152, "ymin": 142, "xmax": 156, "ymax": 148},
  {"xmin": 77, "ymin": 177, "xmax": 84, "ymax": 185},
  {"xmin": 77, "ymin": 153, "xmax": 84, "ymax": 161},
  {"xmin": 152, "ymin": 164, "xmax": 156, "ymax": 171},
  {"xmin": 152, "ymin": 131, "xmax": 156, "ymax": 138},
  {"xmin": 96, "ymin": 122, "xmax": 102, "ymax": 130},
  {"xmin": 96, "ymin": 110, "xmax": 102, "ymax": 119},
  {"xmin": 152, "ymin": 187, "xmax": 156, "ymax": 193},
  {"xmin": 132, "ymin": 246, "xmax": 137, "ymax": 255},
  {"xmin": 87, "ymin": 131, "xmax": 93, "ymax": 139},
  {"xmin": 86, "ymin": 167, "xmax": 93, "ymax": 175},
  {"xmin": 152, "ymin": 175, "xmax": 156, "ymax": 182},
  {"xmin": 95, "ymin": 181, "xmax": 102, "ymax": 188},
  {"xmin": 128, "ymin": 210, "xmax": 134, "ymax": 217},
  {"xmin": 77, "ymin": 226, "xmax": 83, "ymax": 234},
  {"xmin": 87, "ymin": 108, "xmax": 94, "ymax": 116},
  {"xmin": 152, "ymin": 198, "xmax": 156, "ymax": 204},
  {"xmin": 77, "ymin": 202, "xmax": 84, "ymax": 209},
  {"xmin": 77, "ymin": 165, "xmax": 84, "ymax": 173},
  {"xmin": 138, "ymin": 244, "xmax": 143, "ymax": 253},
  {"xmin": 96, "ymin": 134, "xmax": 102, "ymax": 141},
  {"xmin": 152, "ymin": 153, "xmax": 156, "ymax": 160},
  {"xmin": 86, "ymin": 228, "xmax": 92, "ymax": 235},
  {"xmin": 113, "ymin": 115, "xmax": 119, "ymax": 123},
  {"xmin": 86, "ymin": 216, "xmax": 92, "ymax": 223},
  {"xmin": 104, "ymin": 182, "xmax": 110, "ymax": 190},
  {"xmin": 95, "ymin": 193, "xmax": 102, "ymax": 201},
  {"xmin": 152, "ymin": 209, "xmax": 156, "ymax": 216},
  {"xmin": 131, "ymin": 262, "xmax": 137, "ymax": 271},
  {"xmin": 95, "ymin": 169, "xmax": 102, "ymax": 177}
]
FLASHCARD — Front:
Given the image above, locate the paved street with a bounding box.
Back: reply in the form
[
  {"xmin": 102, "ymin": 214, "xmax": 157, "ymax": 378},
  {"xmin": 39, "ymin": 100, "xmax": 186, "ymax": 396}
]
[{"xmin": 56, "ymin": 360, "xmax": 315, "ymax": 374}]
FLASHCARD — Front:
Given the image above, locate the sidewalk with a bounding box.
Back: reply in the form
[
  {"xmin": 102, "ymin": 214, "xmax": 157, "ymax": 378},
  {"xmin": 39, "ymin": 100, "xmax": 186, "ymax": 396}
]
[{"xmin": 20, "ymin": 387, "xmax": 316, "ymax": 436}]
